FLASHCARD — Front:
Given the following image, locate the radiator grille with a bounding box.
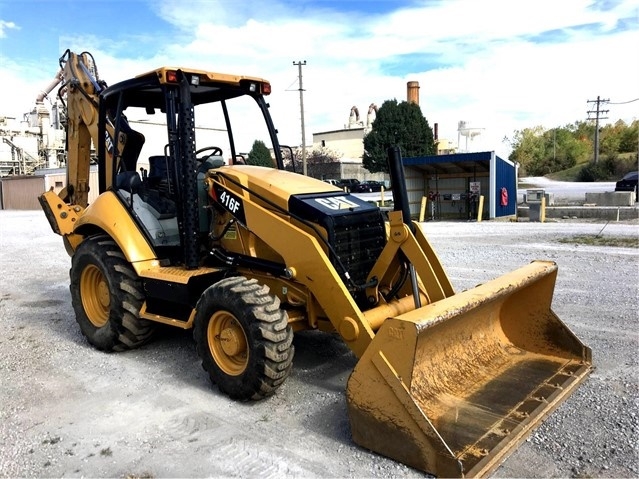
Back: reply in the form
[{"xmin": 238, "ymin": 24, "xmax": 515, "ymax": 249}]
[{"xmin": 329, "ymin": 210, "xmax": 386, "ymax": 292}]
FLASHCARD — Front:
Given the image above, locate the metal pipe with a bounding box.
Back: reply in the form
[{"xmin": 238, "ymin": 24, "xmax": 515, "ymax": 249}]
[
  {"xmin": 386, "ymin": 145, "xmax": 422, "ymax": 309},
  {"xmin": 36, "ymin": 70, "xmax": 64, "ymax": 104},
  {"xmin": 386, "ymin": 146, "xmax": 413, "ymax": 232},
  {"xmin": 363, "ymin": 294, "xmax": 428, "ymax": 331},
  {"xmin": 409, "ymin": 264, "xmax": 422, "ymax": 309}
]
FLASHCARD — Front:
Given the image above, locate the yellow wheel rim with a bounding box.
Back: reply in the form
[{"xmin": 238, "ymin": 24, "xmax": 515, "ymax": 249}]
[
  {"xmin": 207, "ymin": 311, "xmax": 248, "ymax": 376},
  {"xmin": 80, "ymin": 264, "xmax": 110, "ymax": 328}
]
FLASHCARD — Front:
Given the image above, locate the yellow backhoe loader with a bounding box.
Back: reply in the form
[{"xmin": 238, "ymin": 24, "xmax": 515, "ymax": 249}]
[{"xmin": 39, "ymin": 50, "xmax": 592, "ymax": 477}]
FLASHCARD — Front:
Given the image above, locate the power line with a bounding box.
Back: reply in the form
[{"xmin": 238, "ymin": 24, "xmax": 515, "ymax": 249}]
[
  {"xmin": 284, "ymin": 77, "xmax": 299, "ymax": 92},
  {"xmin": 609, "ymin": 98, "xmax": 639, "ymax": 105},
  {"xmin": 587, "ymin": 96, "xmax": 609, "ymax": 164},
  {"xmin": 293, "ymin": 60, "xmax": 307, "ymax": 176}
]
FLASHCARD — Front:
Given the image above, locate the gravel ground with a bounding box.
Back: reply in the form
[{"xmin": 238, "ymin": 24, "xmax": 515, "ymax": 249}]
[{"xmin": 1, "ymin": 210, "xmax": 637, "ymax": 478}]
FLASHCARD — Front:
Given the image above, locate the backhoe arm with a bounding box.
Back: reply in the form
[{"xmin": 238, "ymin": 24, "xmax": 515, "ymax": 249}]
[
  {"xmin": 57, "ymin": 50, "xmax": 105, "ymax": 208},
  {"xmin": 39, "ymin": 50, "xmax": 127, "ymax": 245}
]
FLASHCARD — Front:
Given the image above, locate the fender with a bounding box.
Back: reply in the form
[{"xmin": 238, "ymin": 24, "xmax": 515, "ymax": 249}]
[{"xmin": 74, "ymin": 191, "xmax": 157, "ymax": 266}]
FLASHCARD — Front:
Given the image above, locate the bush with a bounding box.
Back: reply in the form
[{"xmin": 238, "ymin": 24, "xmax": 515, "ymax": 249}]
[
  {"xmin": 576, "ymin": 155, "xmax": 634, "ymax": 181},
  {"xmin": 613, "ymin": 154, "xmax": 639, "ymax": 177},
  {"xmin": 577, "ymin": 162, "xmax": 609, "ymax": 182}
]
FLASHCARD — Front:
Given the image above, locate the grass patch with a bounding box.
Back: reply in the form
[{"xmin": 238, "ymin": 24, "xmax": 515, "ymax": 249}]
[
  {"xmin": 546, "ymin": 163, "xmax": 586, "ymax": 181},
  {"xmin": 547, "ymin": 153, "xmax": 637, "ymax": 182},
  {"xmin": 558, "ymin": 235, "xmax": 639, "ymax": 248},
  {"xmin": 100, "ymin": 447, "xmax": 113, "ymax": 457}
]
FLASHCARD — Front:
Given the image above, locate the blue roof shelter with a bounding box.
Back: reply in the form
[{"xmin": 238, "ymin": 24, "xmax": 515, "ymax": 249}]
[{"xmin": 403, "ymin": 151, "xmax": 517, "ymax": 220}]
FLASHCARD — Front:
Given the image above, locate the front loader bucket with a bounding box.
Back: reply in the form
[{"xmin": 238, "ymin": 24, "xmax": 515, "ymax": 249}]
[{"xmin": 347, "ymin": 261, "xmax": 592, "ymax": 478}]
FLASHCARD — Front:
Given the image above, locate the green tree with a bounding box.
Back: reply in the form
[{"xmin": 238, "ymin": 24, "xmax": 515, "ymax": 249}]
[
  {"xmin": 247, "ymin": 140, "xmax": 273, "ymax": 167},
  {"xmin": 362, "ymin": 99, "xmax": 435, "ymax": 173},
  {"xmin": 619, "ymin": 119, "xmax": 638, "ymax": 153},
  {"xmin": 508, "ymin": 126, "xmax": 546, "ymax": 175},
  {"xmin": 545, "ymin": 128, "xmax": 589, "ymax": 170},
  {"xmin": 509, "ymin": 124, "xmax": 591, "ymax": 175},
  {"xmin": 508, "ymin": 118, "xmax": 636, "ymax": 180},
  {"xmin": 600, "ymin": 122, "xmax": 623, "ymax": 156}
]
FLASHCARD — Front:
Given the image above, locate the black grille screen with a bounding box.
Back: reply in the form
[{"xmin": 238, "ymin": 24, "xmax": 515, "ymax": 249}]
[
  {"xmin": 288, "ymin": 192, "xmax": 386, "ymax": 304},
  {"xmin": 329, "ymin": 210, "xmax": 386, "ymax": 288}
]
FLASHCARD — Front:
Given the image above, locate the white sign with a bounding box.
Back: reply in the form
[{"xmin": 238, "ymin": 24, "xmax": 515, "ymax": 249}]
[{"xmin": 470, "ymin": 181, "xmax": 481, "ymax": 194}]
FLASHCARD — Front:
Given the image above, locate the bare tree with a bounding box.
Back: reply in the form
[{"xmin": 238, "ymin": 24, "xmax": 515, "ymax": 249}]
[{"xmin": 282, "ymin": 146, "xmax": 342, "ymax": 179}]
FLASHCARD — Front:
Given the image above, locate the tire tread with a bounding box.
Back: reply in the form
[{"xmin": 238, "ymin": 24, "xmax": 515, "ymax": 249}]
[
  {"xmin": 70, "ymin": 234, "xmax": 154, "ymax": 352},
  {"xmin": 194, "ymin": 276, "xmax": 294, "ymax": 401}
]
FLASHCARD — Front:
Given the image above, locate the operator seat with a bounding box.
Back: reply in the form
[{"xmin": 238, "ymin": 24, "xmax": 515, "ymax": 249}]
[
  {"xmin": 148, "ymin": 155, "xmax": 173, "ymax": 192},
  {"xmin": 118, "ymin": 117, "xmax": 145, "ymax": 173},
  {"xmin": 115, "ymin": 170, "xmax": 141, "ymax": 193},
  {"xmin": 114, "ymin": 116, "xmax": 145, "ymax": 194}
]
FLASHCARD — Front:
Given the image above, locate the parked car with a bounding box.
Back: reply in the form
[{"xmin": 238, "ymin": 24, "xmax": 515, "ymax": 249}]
[
  {"xmin": 323, "ymin": 179, "xmax": 340, "ymax": 186},
  {"xmin": 353, "ymin": 180, "xmax": 385, "ymax": 193},
  {"xmin": 336, "ymin": 178, "xmax": 360, "ymax": 192},
  {"xmin": 615, "ymin": 171, "xmax": 638, "ymax": 197}
]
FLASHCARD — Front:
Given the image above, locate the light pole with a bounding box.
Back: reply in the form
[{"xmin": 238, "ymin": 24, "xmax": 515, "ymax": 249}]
[{"xmin": 293, "ymin": 60, "xmax": 307, "ymax": 175}]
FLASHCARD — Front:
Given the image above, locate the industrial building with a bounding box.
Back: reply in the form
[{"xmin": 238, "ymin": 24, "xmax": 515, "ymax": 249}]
[{"xmin": 311, "ymin": 104, "xmax": 386, "ymax": 182}]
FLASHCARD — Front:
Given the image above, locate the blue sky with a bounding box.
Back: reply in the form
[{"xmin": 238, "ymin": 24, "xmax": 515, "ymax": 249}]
[{"xmin": 1, "ymin": 0, "xmax": 637, "ymax": 157}]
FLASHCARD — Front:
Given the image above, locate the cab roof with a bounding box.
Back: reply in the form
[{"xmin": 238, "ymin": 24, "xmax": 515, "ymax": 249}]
[{"xmin": 101, "ymin": 67, "xmax": 271, "ymax": 110}]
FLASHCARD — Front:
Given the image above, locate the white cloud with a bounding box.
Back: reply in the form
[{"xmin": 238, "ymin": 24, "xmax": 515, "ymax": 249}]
[
  {"xmin": 0, "ymin": 0, "xmax": 637, "ymax": 160},
  {"xmin": 0, "ymin": 20, "xmax": 18, "ymax": 38},
  {"xmin": 144, "ymin": 0, "xmax": 639, "ymax": 157}
]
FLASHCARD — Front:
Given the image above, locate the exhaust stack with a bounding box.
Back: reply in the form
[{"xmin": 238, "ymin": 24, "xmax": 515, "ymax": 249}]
[{"xmin": 407, "ymin": 81, "xmax": 420, "ymax": 105}]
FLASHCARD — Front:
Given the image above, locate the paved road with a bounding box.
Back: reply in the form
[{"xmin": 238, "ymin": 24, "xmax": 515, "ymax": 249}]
[{"xmin": 519, "ymin": 177, "xmax": 618, "ymax": 204}]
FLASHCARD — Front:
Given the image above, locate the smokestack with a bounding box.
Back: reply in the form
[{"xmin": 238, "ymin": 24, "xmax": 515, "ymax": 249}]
[
  {"xmin": 434, "ymin": 122, "xmax": 438, "ymax": 141},
  {"xmin": 407, "ymin": 81, "xmax": 420, "ymax": 105}
]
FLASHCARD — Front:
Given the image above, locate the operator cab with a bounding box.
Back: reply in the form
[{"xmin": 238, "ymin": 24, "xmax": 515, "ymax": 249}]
[{"xmin": 98, "ymin": 67, "xmax": 283, "ymax": 265}]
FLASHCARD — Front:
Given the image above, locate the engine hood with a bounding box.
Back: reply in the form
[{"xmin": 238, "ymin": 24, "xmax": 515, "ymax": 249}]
[{"xmin": 213, "ymin": 165, "xmax": 341, "ymax": 210}]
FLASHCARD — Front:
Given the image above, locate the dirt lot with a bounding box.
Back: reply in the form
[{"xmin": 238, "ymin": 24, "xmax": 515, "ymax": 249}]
[{"xmin": 1, "ymin": 210, "xmax": 638, "ymax": 478}]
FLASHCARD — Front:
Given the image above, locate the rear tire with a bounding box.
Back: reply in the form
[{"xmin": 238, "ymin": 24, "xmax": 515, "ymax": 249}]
[
  {"xmin": 194, "ymin": 276, "xmax": 294, "ymax": 400},
  {"xmin": 70, "ymin": 235, "xmax": 155, "ymax": 351}
]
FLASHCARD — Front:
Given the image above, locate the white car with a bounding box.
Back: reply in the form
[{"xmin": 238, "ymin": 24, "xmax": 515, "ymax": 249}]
[{"xmin": 323, "ymin": 179, "xmax": 340, "ymax": 186}]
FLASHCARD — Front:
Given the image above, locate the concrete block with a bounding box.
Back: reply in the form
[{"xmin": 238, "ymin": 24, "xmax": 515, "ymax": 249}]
[
  {"xmin": 524, "ymin": 191, "xmax": 554, "ymax": 205},
  {"xmin": 517, "ymin": 205, "xmax": 639, "ymax": 220},
  {"xmin": 585, "ymin": 191, "xmax": 635, "ymax": 206}
]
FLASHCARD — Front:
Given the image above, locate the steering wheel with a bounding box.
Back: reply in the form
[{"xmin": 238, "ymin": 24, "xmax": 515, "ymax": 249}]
[{"xmin": 195, "ymin": 146, "xmax": 223, "ymax": 162}]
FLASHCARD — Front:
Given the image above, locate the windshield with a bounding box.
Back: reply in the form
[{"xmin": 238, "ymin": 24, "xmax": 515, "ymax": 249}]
[
  {"xmin": 120, "ymin": 92, "xmax": 278, "ymax": 172},
  {"xmin": 193, "ymin": 95, "xmax": 277, "ymax": 167}
]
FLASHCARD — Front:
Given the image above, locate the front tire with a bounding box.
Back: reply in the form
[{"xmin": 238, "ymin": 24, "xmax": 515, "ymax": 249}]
[
  {"xmin": 194, "ymin": 276, "xmax": 294, "ymax": 400},
  {"xmin": 70, "ymin": 235, "xmax": 155, "ymax": 351}
]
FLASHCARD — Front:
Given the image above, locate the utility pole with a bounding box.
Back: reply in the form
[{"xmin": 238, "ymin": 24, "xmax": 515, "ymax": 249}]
[
  {"xmin": 293, "ymin": 60, "xmax": 307, "ymax": 175},
  {"xmin": 587, "ymin": 96, "xmax": 609, "ymax": 164}
]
